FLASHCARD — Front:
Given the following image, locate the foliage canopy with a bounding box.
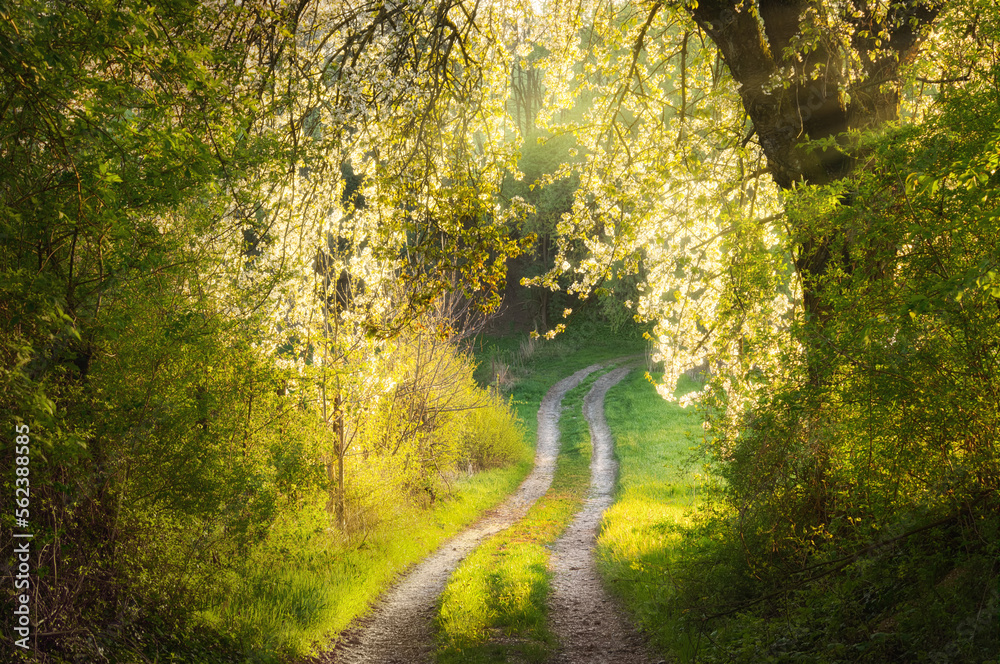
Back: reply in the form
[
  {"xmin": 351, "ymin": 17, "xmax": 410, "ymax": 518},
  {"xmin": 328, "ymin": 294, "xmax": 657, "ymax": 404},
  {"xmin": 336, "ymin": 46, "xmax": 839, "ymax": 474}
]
[{"xmin": 2, "ymin": 0, "xmax": 999, "ymax": 659}]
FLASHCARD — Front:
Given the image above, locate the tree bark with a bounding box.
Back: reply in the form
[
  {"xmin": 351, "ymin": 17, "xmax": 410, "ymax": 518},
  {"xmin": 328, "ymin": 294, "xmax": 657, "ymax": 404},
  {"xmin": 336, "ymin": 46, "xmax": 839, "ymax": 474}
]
[
  {"xmin": 679, "ymin": 1, "xmax": 943, "ymax": 519},
  {"xmin": 685, "ymin": 0, "xmax": 942, "ymax": 331}
]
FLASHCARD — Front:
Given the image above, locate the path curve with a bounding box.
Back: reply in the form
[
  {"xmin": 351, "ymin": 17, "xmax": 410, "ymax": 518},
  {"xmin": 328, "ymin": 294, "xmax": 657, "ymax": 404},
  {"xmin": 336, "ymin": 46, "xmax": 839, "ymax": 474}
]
[
  {"xmin": 317, "ymin": 362, "xmax": 606, "ymax": 664},
  {"xmin": 549, "ymin": 365, "xmax": 655, "ymax": 664}
]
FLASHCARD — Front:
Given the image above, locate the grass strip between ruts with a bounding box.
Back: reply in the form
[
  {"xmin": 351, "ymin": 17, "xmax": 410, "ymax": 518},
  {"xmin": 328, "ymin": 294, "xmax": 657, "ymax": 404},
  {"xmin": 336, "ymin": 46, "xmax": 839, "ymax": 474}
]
[{"xmin": 434, "ymin": 355, "xmax": 628, "ymax": 663}]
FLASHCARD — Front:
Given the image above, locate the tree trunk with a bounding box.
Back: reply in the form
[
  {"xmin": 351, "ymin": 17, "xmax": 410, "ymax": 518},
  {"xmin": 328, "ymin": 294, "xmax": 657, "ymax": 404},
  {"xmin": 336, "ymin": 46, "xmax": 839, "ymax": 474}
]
[
  {"xmin": 335, "ymin": 390, "xmax": 346, "ymax": 531},
  {"xmin": 686, "ymin": 0, "xmax": 940, "ymax": 359}
]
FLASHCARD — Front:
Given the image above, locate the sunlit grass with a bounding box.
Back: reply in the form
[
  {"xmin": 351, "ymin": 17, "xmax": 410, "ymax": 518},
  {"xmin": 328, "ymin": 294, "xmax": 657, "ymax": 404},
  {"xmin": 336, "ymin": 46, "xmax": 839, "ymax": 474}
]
[
  {"xmin": 596, "ymin": 370, "xmax": 706, "ymax": 659},
  {"xmin": 199, "ymin": 460, "xmax": 532, "ymax": 662},
  {"xmin": 435, "ymin": 539, "xmax": 552, "ymax": 663},
  {"xmin": 435, "ymin": 335, "xmax": 640, "ymax": 663}
]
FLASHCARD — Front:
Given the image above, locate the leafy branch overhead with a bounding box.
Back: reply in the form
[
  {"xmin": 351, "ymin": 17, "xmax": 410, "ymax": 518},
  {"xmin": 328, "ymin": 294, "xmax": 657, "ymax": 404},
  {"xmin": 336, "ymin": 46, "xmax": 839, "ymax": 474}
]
[{"xmin": 2, "ymin": 0, "xmax": 999, "ymax": 661}]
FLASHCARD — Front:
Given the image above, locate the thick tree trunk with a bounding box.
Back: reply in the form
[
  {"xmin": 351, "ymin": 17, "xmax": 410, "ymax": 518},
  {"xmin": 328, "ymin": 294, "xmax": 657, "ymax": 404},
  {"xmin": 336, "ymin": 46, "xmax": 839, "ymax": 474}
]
[
  {"xmin": 679, "ymin": 0, "xmax": 941, "ymax": 519},
  {"xmin": 686, "ymin": 0, "xmax": 940, "ymax": 336}
]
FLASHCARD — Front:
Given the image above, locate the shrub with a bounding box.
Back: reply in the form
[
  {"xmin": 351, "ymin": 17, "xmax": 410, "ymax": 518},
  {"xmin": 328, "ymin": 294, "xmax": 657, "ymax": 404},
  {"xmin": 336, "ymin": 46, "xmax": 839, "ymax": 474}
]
[{"xmin": 462, "ymin": 390, "xmax": 526, "ymax": 471}]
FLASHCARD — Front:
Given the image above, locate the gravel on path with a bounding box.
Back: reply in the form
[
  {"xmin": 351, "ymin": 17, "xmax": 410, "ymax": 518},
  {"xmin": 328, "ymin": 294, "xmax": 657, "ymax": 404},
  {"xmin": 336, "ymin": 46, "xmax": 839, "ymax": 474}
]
[
  {"xmin": 548, "ymin": 365, "xmax": 658, "ymax": 664},
  {"xmin": 314, "ymin": 362, "xmax": 607, "ymax": 664}
]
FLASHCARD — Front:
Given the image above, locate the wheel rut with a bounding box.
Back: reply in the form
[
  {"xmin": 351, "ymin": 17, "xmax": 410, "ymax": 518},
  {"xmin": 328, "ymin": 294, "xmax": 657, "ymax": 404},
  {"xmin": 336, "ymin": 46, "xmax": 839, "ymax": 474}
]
[
  {"xmin": 315, "ymin": 362, "xmax": 606, "ymax": 664},
  {"xmin": 548, "ymin": 364, "xmax": 655, "ymax": 664}
]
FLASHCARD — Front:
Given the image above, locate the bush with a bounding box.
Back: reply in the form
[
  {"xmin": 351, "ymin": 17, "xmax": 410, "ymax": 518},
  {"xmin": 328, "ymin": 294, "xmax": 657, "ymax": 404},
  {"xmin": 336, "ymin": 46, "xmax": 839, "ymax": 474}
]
[{"xmin": 462, "ymin": 389, "xmax": 526, "ymax": 471}]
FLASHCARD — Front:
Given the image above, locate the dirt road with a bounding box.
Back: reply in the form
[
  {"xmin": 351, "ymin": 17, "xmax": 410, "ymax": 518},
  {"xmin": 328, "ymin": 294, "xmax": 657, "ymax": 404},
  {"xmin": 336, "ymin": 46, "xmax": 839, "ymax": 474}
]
[
  {"xmin": 548, "ymin": 364, "xmax": 656, "ymax": 664},
  {"xmin": 318, "ymin": 363, "xmax": 606, "ymax": 664}
]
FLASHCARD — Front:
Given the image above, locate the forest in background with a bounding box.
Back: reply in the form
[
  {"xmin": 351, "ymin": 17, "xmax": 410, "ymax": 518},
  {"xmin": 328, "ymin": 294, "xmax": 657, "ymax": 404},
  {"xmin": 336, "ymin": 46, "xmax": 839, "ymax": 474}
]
[{"xmin": 2, "ymin": 0, "xmax": 998, "ymax": 661}]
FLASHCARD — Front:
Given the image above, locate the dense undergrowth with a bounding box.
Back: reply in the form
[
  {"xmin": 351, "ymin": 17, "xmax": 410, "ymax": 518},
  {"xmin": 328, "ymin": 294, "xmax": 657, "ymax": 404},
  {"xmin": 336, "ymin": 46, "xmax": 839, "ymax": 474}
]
[
  {"xmin": 601, "ymin": 370, "xmax": 999, "ymax": 664},
  {"xmin": 670, "ymin": 66, "xmax": 1000, "ymax": 664},
  {"xmin": 594, "ymin": 65, "xmax": 1000, "ymax": 660},
  {"xmin": 2, "ymin": 311, "xmax": 531, "ymax": 664}
]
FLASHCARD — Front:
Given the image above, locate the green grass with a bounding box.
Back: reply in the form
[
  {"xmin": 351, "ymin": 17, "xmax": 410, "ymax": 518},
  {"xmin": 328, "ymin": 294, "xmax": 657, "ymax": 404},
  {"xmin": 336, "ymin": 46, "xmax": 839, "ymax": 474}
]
[
  {"xmin": 435, "ymin": 331, "xmax": 645, "ymax": 663},
  {"xmin": 196, "ymin": 327, "xmax": 645, "ymax": 663},
  {"xmin": 197, "ymin": 460, "xmax": 533, "ymax": 663},
  {"xmin": 435, "ymin": 372, "xmax": 602, "ymax": 663},
  {"xmin": 596, "ymin": 370, "xmax": 706, "ymax": 660},
  {"xmin": 595, "ymin": 371, "xmax": 1000, "ymax": 664}
]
